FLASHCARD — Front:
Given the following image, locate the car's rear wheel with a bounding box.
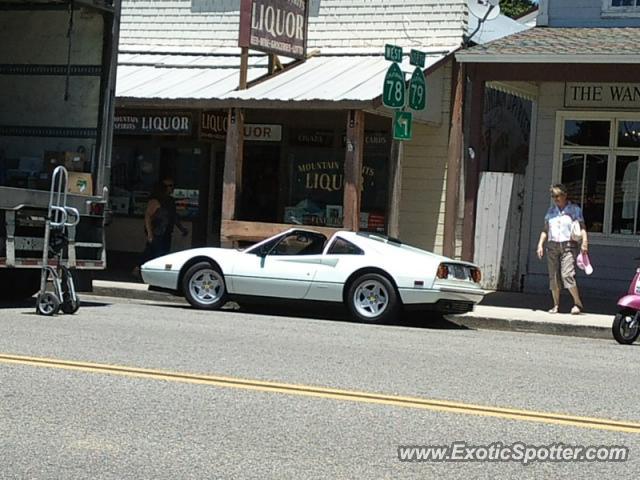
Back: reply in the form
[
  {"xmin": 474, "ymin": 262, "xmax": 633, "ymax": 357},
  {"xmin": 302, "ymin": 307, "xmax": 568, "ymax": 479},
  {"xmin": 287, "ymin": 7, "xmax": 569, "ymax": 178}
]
[
  {"xmin": 346, "ymin": 273, "xmax": 398, "ymax": 323},
  {"xmin": 183, "ymin": 262, "xmax": 227, "ymax": 310}
]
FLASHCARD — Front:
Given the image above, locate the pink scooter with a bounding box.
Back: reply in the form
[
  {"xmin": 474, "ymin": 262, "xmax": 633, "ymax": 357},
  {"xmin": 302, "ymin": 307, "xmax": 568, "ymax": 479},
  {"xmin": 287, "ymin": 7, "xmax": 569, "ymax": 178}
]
[{"xmin": 612, "ymin": 267, "xmax": 640, "ymax": 344}]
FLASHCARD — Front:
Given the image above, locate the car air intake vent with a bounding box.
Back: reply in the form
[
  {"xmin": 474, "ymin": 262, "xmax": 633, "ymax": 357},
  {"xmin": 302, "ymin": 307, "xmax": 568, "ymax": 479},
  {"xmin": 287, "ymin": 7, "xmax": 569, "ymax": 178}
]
[{"xmin": 435, "ymin": 300, "xmax": 474, "ymax": 314}]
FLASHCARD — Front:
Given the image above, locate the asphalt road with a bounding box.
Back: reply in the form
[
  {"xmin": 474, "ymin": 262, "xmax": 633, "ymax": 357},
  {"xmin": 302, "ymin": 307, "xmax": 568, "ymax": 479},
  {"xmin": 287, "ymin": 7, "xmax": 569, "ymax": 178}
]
[{"xmin": 1, "ymin": 295, "xmax": 639, "ymax": 479}]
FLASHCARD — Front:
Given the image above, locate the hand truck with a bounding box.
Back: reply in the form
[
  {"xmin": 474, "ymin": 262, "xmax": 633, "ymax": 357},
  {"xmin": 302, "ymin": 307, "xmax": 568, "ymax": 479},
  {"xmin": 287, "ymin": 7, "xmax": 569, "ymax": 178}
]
[{"xmin": 35, "ymin": 166, "xmax": 81, "ymax": 316}]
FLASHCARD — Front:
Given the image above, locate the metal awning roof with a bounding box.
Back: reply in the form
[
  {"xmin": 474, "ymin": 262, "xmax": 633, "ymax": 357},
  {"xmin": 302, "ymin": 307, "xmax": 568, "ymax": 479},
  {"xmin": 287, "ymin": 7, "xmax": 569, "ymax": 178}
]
[
  {"xmin": 218, "ymin": 52, "xmax": 448, "ymax": 107},
  {"xmin": 116, "ymin": 53, "xmax": 271, "ymax": 100},
  {"xmin": 116, "ymin": 50, "xmax": 449, "ymax": 108}
]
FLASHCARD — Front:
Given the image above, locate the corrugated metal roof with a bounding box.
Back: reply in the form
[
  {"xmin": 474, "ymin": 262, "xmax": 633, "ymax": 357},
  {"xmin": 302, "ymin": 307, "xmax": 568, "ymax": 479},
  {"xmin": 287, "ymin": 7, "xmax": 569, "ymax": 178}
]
[
  {"xmin": 219, "ymin": 53, "xmax": 446, "ymax": 104},
  {"xmin": 116, "ymin": 53, "xmax": 271, "ymax": 99}
]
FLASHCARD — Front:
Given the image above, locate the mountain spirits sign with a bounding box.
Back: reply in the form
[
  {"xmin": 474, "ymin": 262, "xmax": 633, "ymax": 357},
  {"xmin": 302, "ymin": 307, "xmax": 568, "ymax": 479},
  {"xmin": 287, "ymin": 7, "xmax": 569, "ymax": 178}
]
[{"xmin": 239, "ymin": 0, "xmax": 309, "ymax": 59}]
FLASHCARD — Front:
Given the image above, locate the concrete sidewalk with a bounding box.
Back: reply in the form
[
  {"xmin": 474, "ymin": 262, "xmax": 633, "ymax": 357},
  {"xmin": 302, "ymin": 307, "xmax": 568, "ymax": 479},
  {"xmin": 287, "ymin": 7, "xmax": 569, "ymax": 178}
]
[{"xmin": 91, "ymin": 280, "xmax": 617, "ymax": 340}]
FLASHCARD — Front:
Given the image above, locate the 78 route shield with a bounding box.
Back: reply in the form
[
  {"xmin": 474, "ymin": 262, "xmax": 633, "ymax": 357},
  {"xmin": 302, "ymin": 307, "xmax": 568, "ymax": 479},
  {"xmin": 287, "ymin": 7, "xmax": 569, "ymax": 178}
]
[{"xmin": 383, "ymin": 63, "xmax": 406, "ymax": 109}]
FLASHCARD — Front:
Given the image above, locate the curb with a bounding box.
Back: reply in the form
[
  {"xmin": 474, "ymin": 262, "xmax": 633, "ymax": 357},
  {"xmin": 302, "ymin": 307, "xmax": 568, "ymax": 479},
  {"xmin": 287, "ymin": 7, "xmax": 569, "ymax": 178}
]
[
  {"xmin": 448, "ymin": 315, "xmax": 611, "ymax": 340},
  {"xmin": 89, "ymin": 284, "xmax": 613, "ymax": 341},
  {"xmin": 92, "ymin": 286, "xmax": 183, "ymax": 304}
]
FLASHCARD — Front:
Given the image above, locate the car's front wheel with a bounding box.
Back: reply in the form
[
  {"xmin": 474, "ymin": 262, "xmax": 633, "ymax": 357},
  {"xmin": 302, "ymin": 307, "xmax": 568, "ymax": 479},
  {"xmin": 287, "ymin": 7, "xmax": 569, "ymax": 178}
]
[
  {"xmin": 183, "ymin": 262, "xmax": 227, "ymax": 310},
  {"xmin": 346, "ymin": 273, "xmax": 398, "ymax": 323}
]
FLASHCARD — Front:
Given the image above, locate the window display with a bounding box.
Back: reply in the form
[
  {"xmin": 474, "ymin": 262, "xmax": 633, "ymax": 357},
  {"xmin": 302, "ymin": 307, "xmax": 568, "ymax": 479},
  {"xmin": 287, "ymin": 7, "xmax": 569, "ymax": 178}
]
[
  {"xmin": 109, "ymin": 143, "xmax": 202, "ymax": 219},
  {"xmin": 558, "ymin": 115, "xmax": 640, "ymax": 237},
  {"xmin": 285, "ymin": 129, "xmax": 390, "ymax": 231}
]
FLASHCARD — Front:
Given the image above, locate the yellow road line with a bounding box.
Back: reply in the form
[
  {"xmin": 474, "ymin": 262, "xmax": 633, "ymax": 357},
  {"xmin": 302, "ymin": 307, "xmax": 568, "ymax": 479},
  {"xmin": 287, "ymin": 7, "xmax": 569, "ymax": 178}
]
[{"xmin": 1, "ymin": 353, "xmax": 639, "ymax": 434}]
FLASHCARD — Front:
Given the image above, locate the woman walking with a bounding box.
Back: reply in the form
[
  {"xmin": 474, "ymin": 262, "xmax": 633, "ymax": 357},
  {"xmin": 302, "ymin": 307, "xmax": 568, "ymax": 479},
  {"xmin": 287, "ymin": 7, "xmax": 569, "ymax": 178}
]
[
  {"xmin": 133, "ymin": 177, "xmax": 188, "ymax": 277},
  {"xmin": 536, "ymin": 184, "xmax": 589, "ymax": 314}
]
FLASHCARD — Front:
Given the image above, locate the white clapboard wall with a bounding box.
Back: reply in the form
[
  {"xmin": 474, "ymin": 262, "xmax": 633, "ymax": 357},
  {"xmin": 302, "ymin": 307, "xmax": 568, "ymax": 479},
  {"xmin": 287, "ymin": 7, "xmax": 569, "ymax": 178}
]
[{"xmin": 474, "ymin": 172, "xmax": 525, "ymax": 291}]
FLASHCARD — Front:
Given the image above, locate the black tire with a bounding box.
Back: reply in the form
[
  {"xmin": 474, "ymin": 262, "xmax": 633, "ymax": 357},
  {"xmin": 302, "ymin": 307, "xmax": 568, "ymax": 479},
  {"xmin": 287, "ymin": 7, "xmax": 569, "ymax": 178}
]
[
  {"xmin": 182, "ymin": 262, "xmax": 227, "ymax": 310},
  {"xmin": 61, "ymin": 297, "xmax": 80, "ymax": 314},
  {"xmin": 36, "ymin": 292, "xmax": 60, "ymax": 316},
  {"xmin": 612, "ymin": 310, "xmax": 640, "ymax": 345},
  {"xmin": 346, "ymin": 273, "xmax": 399, "ymax": 323}
]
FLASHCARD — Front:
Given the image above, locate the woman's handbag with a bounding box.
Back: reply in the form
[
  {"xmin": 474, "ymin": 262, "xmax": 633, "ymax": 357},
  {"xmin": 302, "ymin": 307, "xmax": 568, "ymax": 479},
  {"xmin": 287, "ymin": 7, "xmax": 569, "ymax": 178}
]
[{"xmin": 570, "ymin": 220, "xmax": 583, "ymax": 242}]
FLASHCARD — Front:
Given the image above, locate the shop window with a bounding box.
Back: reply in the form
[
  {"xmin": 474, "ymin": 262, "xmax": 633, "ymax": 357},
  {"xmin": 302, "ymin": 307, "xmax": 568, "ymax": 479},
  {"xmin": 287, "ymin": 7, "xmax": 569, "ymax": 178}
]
[
  {"xmin": 610, "ymin": 0, "xmax": 640, "ymax": 6},
  {"xmin": 603, "ymin": 0, "xmax": 640, "ymax": 16},
  {"xmin": 563, "ymin": 120, "xmax": 610, "ymax": 147},
  {"xmin": 109, "ymin": 143, "xmax": 203, "ymax": 220},
  {"xmin": 284, "ymin": 129, "xmax": 390, "ymax": 232},
  {"xmin": 557, "ymin": 114, "xmax": 640, "ymax": 239},
  {"xmin": 617, "ymin": 121, "xmax": 640, "ymax": 148},
  {"xmin": 612, "ymin": 155, "xmax": 640, "ymax": 234},
  {"xmin": 560, "ymin": 154, "xmax": 607, "ymax": 233},
  {"xmin": 286, "ymin": 130, "xmax": 344, "ymax": 228}
]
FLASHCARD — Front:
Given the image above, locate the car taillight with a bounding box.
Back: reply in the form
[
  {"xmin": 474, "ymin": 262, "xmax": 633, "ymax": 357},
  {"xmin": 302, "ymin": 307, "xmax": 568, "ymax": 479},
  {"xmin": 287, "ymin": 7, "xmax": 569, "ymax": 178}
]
[
  {"xmin": 89, "ymin": 202, "xmax": 105, "ymax": 216},
  {"xmin": 471, "ymin": 268, "xmax": 482, "ymax": 283},
  {"xmin": 437, "ymin": 264, "xmax": 449, "ymax": 279}
]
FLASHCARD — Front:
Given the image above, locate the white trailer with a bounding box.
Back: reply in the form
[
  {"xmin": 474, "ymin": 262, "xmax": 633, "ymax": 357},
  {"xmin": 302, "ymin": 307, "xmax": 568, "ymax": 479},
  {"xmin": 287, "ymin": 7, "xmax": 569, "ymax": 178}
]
[{"xmin": 0, "ymin": 0, "xmax": 120, "ymax": 298}]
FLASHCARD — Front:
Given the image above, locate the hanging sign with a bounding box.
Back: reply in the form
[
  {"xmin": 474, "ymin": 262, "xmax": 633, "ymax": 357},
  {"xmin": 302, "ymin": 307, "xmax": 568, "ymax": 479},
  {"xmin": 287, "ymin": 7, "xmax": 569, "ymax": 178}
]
[
  {"xmin": 239, "ymin": 0, "xmax": 309, "ymax": 59},
  {"xmin": 200, "ymin": 111, "xmax": 282, "ymax": 141}
]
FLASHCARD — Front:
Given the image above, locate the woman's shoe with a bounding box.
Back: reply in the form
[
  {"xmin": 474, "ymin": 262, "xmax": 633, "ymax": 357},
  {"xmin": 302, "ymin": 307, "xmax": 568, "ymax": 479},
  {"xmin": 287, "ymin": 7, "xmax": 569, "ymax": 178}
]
[
  {"xmin": 548, "ymin": 305, "xmax": 559, "ymax": 314},
  {"xmin": 571, "ymin": 305, "xmax": 583, "ymax": 315}
]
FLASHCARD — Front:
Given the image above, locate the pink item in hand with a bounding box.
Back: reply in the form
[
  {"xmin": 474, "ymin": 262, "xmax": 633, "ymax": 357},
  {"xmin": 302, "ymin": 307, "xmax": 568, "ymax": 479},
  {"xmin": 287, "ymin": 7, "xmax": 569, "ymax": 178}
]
[{"xmin": 577, "ymin": 252, "xmax": 594, "ymax": 276}]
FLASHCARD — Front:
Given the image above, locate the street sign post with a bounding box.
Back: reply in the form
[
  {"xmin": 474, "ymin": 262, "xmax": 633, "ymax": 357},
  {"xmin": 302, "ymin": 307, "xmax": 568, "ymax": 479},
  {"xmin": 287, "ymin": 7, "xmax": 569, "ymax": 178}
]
[
  {"xmin": 384, "ymin": 44, "xmax": 403, "ymax": 63},
  {"xmin": 393, "ymin": 111, "xmax": 413, "ymax": 140},
  {"xmin": 409, "ymin": 49, "xmax": 426, "ymax": 68},
  {"xmin": 408, "ymin": 67, "xmax": 426, "ymax": 111},
  {"xmin": 383, "ymin": 63, "xmax": 406, "ymax": 109}
]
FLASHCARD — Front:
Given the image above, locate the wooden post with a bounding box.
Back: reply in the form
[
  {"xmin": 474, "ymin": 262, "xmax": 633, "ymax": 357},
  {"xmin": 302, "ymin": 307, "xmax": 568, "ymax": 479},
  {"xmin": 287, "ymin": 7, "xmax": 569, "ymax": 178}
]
[
  {"xmin": 386, "ymin": 139, "xmax": 403, "ymax": 238},
  {"xmin": 461, "ymin": 73, "xmax": 485, "ymax": 262},
  {"xmin": 343, "ymin": 110, "xmax": 365, "ymax": 231},
  {"xmin": 220, "ymin": 108, "xmax": 245, "ymax": 246},
  {"xmin": 443, "ymin": 61, "xmax": 465, "ymax": 258},
  {"xmin": 239, "ymin": 47, "xmax": 249, "ymax": 89}
]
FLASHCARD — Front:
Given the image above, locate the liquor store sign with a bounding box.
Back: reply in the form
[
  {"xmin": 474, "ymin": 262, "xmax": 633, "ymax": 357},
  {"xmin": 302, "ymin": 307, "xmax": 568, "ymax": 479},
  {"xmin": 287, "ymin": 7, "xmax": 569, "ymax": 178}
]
[
  {"xmin": 239, "ymin": 0, "xmax": 309, "ymax": 59},
  {"xmin": 114, "ymin": 111, "xmax": 192, "ymax": 135},
  {"xmin": 200, "ymin": 111, "xmax": 282, "ymax": 142}
]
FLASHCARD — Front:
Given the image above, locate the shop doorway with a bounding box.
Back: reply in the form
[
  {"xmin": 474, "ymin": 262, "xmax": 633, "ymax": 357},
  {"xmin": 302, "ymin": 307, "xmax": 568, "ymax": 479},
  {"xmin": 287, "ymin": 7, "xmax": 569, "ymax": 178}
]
[
  {"xmin": 241, "ymin": 145, "xmax": 281, "ymax": 223},
  {"xmin": 159, "ymin": 146, "xmax": 211, "ymax": 248}
]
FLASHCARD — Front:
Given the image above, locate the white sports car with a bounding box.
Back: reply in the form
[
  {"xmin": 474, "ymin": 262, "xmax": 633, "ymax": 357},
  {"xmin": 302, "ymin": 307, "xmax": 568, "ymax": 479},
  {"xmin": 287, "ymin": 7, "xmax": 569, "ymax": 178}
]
[{"xmin": 141, "ymin": 228, "xmax": 485, "ymax": 323}]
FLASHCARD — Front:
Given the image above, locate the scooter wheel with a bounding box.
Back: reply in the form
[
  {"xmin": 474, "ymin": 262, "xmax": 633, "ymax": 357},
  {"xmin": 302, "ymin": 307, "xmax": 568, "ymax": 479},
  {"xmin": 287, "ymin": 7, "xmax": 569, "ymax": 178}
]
[
  {"xmin": 61, "ymin": 297, "xmax": 80, "ymax": 314},
  {"xmin": 36, "ymin": 292, "xmax": 60, "ymax": 316},
  {"xmin": 612, "ymin": 310, "xmax": 640, "ymax": 345}
]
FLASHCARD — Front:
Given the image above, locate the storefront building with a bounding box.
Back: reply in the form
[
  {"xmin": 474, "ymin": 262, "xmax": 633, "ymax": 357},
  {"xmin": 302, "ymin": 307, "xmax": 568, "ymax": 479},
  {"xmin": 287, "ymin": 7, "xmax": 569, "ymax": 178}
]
[
  {"xmin": 457, "ymin": 0, "xmax": 640, "ymax": 296},
  {"xmin": 108, "ymin": 0, "xmax": 525, "ymax": 271}
]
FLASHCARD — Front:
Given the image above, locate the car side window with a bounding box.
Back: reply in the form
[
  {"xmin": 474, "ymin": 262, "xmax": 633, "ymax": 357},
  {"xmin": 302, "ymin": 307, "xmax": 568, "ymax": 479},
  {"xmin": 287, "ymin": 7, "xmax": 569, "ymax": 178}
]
[
  {"xmin": 327, "ymin": 237, "xmax": 364, "ymax": 255},
  {"xmin": 272, "ymin": 232, "xmax": 326, "ymax": 256}
]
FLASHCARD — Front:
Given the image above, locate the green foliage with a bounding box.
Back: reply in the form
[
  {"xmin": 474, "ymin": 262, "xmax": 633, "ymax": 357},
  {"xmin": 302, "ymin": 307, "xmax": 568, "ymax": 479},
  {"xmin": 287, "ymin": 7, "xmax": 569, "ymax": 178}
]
[{"xmin": 499, "ymin": 0, "xmax": 537, "ymax": 19}]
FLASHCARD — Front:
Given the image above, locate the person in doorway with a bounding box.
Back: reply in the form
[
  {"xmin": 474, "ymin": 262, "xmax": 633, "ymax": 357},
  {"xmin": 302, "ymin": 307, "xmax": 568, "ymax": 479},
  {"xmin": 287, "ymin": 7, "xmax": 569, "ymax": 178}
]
[
  {"xmin": 133, "ymin": 177, "xmax": 188, "ymax": 277},
  {"xmin": 536, "ymin": 184, "xmax": 589, "ymax": 314}
]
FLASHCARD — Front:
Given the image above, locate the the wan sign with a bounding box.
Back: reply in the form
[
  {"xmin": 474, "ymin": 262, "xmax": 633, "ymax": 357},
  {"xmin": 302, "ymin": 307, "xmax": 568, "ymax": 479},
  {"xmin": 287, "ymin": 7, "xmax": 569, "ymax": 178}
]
[{"xmin": 239, "ymin": 0, "xmax": 309, "ymax": 59}]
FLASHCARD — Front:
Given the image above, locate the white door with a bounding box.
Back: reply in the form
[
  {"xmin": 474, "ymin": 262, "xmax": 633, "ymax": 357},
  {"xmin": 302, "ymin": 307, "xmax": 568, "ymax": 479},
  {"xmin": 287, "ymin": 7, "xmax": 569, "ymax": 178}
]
[
  {"xmin": 230, "ymin": 231, "xmax": 325, "ymax": 299},
  {"xmin": 474, "ymin": 172, "xmax": 525, "ymax": 291}
]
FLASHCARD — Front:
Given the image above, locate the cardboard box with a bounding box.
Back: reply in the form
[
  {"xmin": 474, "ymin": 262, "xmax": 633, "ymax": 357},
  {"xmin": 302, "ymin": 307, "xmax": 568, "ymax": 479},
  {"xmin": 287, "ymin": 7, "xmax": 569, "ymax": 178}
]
[
  {"xmin": 67, "ymin": 172, "xmax": 93, "ymax": 196},
  {"xmin": 64, "ymin": 151, "xmax": 87, "ymax": 172}
]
